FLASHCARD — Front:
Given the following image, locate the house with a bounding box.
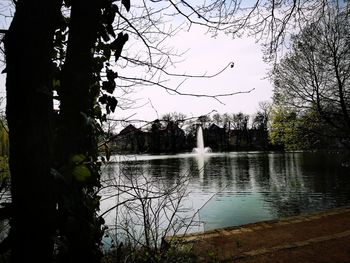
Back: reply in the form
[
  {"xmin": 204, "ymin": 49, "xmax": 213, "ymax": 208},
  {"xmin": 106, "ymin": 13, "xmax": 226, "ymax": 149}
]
[{"xmin": 114, "ymin": 124, "xmax": 145, "ymax": 153}]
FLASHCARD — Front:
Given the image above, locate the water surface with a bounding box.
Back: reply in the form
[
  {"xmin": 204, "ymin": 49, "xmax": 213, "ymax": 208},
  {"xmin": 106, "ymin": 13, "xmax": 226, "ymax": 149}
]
[{"xmin": 101, "ymin": 151, "xmax": 350, "ymax": 232}]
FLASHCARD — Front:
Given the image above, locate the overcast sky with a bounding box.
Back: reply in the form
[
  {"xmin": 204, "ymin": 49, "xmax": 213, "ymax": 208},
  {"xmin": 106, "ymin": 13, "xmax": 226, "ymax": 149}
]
[
  {"xmin": 113, "ymin": 24, "xmax": 273, "ymax": 123},
  {"xmin": 0, "ymin": 15, "xmax": 273, "ymax": 125}
]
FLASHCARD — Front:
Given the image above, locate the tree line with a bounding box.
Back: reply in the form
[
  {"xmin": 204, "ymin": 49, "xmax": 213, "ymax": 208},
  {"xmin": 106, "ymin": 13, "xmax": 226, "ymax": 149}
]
[{"xmin": 111, "ymin": 108, "xmax": 270, "ymax": 153}]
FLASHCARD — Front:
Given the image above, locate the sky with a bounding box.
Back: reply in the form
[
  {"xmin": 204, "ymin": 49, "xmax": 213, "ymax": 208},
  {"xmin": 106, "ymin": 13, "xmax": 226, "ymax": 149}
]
[
  {"xmin": 0, "ymin": 9, "xmax": 273, "ymax": 126},
  {"xmin": 111, "ymin": 25, "xmax": 273, "ymax": 124}
]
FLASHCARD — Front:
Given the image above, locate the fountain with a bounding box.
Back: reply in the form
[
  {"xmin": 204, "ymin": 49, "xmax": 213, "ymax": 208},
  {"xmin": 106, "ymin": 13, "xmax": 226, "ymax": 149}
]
[
  {"xmin": 193, "ymin": 126, "xmax": 211, "ymax": 154},
  {"xmin": 192, "ymin": 126, "xmax": 211, "ymax": 180}
]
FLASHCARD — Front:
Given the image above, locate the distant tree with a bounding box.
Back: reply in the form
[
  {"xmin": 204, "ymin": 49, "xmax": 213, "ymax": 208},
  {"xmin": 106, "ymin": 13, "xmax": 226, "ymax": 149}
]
[
  {"xmin": 252, "ymin": 112, "xmax": 267, "ymax": 130},
  {"xmin": 222, "ymin": 113, "xmax": 232, "ymax": 130},
  {"xmin": 198, "ymin": 115, "xmax": 211, "ymax": 129},
  {"xmin": 231, "ymin": 112, "xmax": 249, "ymax": 131},
  {"xmin": 212, "ymin": 113, "xmax": 223, "ymax": 127},
  {"xmin": 161, "ymin": 112, "xmax": 187, "ymax": 128},
  {"xmin": 252, "ymin": 101, "xmax": 270, "ymax": 131}
]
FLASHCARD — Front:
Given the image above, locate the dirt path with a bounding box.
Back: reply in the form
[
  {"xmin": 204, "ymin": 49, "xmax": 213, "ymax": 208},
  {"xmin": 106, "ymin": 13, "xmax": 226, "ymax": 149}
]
[{"xmin": 181, "ymin": 207, "xmax": 350, "ymax": 262}]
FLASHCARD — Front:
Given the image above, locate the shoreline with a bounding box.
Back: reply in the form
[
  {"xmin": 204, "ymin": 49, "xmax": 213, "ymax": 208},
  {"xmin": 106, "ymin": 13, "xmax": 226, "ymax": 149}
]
[{"xmin": 177, "ymin": 206, "xmax": 350, "ymax": 262}]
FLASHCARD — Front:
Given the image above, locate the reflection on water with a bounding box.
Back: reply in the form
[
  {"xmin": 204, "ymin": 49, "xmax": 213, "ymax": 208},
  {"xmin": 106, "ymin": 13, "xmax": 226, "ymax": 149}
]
[
  {"xmin": 195, "ymin": 154, "xmax": 211, "ymax": 181},
  {"xmin": 102, "ymin": 152, "xmax": 350, "ymax": 232}
]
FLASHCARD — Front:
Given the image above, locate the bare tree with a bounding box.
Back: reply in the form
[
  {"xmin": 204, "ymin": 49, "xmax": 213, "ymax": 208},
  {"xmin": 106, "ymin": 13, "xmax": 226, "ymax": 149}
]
[
  {"xmin": 93, "ymin": 0, "xmax": 337, "ymax": 116},
  {"xmin": 99, "ymin": 161, "xmax": 198, "ymax": 263},
  {"xmin": 161, "ymin": 112, "xmax": 187, "ymax": 127},
  {"xmin": 231, "ymin": 112, "xmax": 249, "ymax": 130},
  {"xmin": 251, "ymin": 101, "xmax": 271, "ymax": 130},
  {"xmin": 126, "ymin": 1, "xmax": 332, "ymax": 62}
]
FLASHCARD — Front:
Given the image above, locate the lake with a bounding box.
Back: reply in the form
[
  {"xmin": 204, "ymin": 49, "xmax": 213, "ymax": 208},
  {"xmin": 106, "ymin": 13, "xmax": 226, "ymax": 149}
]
[{"xmin": 100, "ymin": 151, "xmax": 350, "ymax": 241}]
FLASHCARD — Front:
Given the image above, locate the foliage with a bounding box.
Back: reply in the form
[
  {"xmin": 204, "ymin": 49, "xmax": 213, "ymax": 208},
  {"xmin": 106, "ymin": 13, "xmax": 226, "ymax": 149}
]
[
  {"xmin": 269, "ymin": 105, "xmax": 328, "ymax": 150},
  {"xmin": 270, "ymin": 107, "xmax": 303, "ymax": 150},
  {"xmin": 272, "ymin": 3, "xmax": 350, "ymax": 148}
]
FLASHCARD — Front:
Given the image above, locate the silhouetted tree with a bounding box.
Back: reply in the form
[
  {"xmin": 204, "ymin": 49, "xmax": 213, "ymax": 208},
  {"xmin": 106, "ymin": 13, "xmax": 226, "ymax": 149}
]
[
  {"xmin": 252, "ymin": 102, "xmax": 270, "ymax": 131},
  {"xmin": 161, "ymin": 112, "xmax": 187, "ymax": 128},
  {"xmin": 4, "ymin": 1, "xmax": 62, "ymax": 261}
]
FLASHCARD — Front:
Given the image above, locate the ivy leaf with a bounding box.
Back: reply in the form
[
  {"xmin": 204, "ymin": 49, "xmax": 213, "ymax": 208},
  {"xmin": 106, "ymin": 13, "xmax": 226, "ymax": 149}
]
[
  {"xmin": 103, "ymin": 47, "xmax": 111, "ymax": 61},
  {"xmin": 90, "ymin": 83, "xmax": 100, "ymax": 99},
  {"xmin": 99, "ymin": 25, "xmax": 110, "ymax": 42},
  {"xmin": 122, "ymin": 0, "xmax": 131, "ymax": 12},
  {"xmin": 106, "ymin": 24, "xmax": 116, "ymax": 39},
  {"xmin": 111, "ymin": 32, "xmax": 129, "ymax": 62},
  {"xmin": 52, "ymin": 79, "xmax": 61, "ymax": 90},
  {"xmin": 106, "ymin": 69, "xmax": 118, "ymax": 82},
  {"xmin": 70, "ymin": 154, "xmax": 86, "ymax": 165},
  {"xmin": 94, "ymin": 105, "xmax": 102, "ymax": 118},
  {"xmin": 105, "ymin": 4, "xmax": 118, "ymax": 25},
  {"xmin": 93, "ymin": 56, "xmax": 105, "ymax": 72},
  {"xmin": 108, "ymin": 96, "xmax": 118, "ymax": 113},
  {"xmin": 99, "ymin": 94, "xmax": 108, "ymax": 105},
  {"xmin": 99, "ymin": 95, "xmax": 118, "ymax": 114},
  {"xmin": 102, "ymin": 80, "xmax": 116, "ymax": 94},
  {"xmin": 72, "ymin": 164, "xmax": 91, "ymax": 182}
]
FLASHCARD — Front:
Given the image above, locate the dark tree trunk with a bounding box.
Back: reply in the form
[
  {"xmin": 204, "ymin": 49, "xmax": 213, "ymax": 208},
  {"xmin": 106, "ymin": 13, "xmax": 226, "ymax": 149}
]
[
  {"xmin": 56, "ymin": 0, "xmax": 103, "ymax": 262},
  {"xmin": 4, "ymin": 0, "xmax": 62, "ymax": 262}
]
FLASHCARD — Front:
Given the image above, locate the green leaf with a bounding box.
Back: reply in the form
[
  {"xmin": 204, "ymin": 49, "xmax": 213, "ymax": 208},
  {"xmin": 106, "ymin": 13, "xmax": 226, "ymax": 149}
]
[
  {"xmin": 72, "ymin": 164, "xmax": 91, "ymax": 182},
  {"xmin": 121, "ymin": 0, "xmax": 130, "ymax": 12},
  {"xmin": 94, "ymin": 106, "xmax": 102, "ymax": 118},
  {"xmin": 70, "ymin": 154, "xmax": 86, "ymax": 164}
]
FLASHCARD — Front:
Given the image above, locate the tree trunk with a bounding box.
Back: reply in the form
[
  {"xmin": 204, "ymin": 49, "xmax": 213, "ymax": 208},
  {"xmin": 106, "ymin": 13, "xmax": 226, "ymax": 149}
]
[
  {"xmin": 56, "ymin": 0, "xmax": 103, "ymax": 262},
  {"xmin": 4, "ymin": 0, "xmax": 62, "ymax": 262}
]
